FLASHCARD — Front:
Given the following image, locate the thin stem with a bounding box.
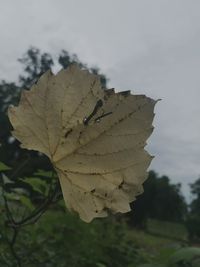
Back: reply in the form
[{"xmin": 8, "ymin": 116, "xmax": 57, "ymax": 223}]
[
  {"xmin": 8, "ymin": 178, "xmax": 60, "ymax": 228},
  {"xmin": 10, "ymin": 155, "xmax": 31, "ymax": 179},
  {"xmin": 9, "ymin": 228, "xmax": 21, "ymax": 267}
]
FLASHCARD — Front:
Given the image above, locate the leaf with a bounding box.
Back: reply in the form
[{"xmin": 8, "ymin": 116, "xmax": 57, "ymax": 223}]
[
  {"xmin": 23, "ymin": 177, "xmax": 48, "ymax": 195},
  {"xmin": 35, "ymin": 169, "xmax": 55, "ymax": 178},
  {"xmin": 4, "ymin": 192, "xmax": 20, "ymax": 201},
  {"xmin": 0, "ymin": 162, "xmax": 11, "ymax": 171},
  {"xmin": 8, "ymin": 64, "xmax": 157, "ymax": 222},
  {"xmin": 19, "ymin": 195, "xmax": 34, "ymax": 210},
  {"xmin": 1, "ymin": 174, "xmax": 14, "ymax": 184}
]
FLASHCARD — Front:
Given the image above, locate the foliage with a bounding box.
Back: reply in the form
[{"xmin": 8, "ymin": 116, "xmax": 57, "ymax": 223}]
[
  {"xmin": 185, "ymin": 178, "xmax": 200, "ymax": 241},
  {"xmin": 128, "ymin": 171, "xmax": 187, "ymax": 227},
  {"xmin": 185, "ymin": 215, "xmax": 200, "ymax": 242},
  {"xmin": 189, "ymin": 177, "xmax": 200, "ymax": 215},
  {"xmin": 168, "ymin": 247, "xmax": 200, "ymax": 267},
  {"xmin": 0, "ymin": 164, "xmax": 192, "ymax": 267},
  {"xmin": 0, "ymin": 161, "xmax": 191, "ymax": 267},
  {"xmin": 147, "ymin": 219, "xmax": 188, "ymax": 242},
  {"xmin": 190, "ymin": 177, "xmax": 200, "ymax": 198},
  {"xmin": 18, "ymin": 47, "xmax": 54, "ymax": 89}
]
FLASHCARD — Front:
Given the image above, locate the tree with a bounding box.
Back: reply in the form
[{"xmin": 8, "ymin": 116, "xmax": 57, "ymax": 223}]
[
  {"xmin": 128, "ymin": 171, "xmax": 187, "ymax": 228},
  {"xmin": 190, "ymin": 177, "xmax": 200, "ymax": 214},
  {"xmin": 185, "ymin": 177, "xmax": 200, "ymax": 241},
  {"xmin": 18, "ymin": 47, "xmax": 54, "ymax": 88},
  {"xmin": 58, "ymin": 50, "xmax": 108, "ymax": 87}
]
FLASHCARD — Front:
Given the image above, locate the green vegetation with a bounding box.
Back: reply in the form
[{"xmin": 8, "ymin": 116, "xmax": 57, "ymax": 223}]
[
  {"xmin": 0, "ymin": 166, "xmax": 197, "ymax": 266},
  {"xmin": 146, "ymin": 219, "xmax": 188, "ymax": 242},
  {"xmin": 0, "ymin": 185, "xmax": 198, "ymax": 267}
]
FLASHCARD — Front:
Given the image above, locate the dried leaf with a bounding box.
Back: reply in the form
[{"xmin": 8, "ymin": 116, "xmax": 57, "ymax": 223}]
[{"xmin": 8, "ymin": 64, "xmax": 157, "ymax": 222}]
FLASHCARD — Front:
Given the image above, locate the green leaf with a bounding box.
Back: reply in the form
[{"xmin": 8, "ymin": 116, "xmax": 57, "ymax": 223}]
[
  {"xmin": 20, "ymin": 195, "xmax": 34, "ymax": 210},
  {"xmin": 23, "ymin": 177, "xmax": 48, "ymax": 194},
  {"xmin": 2, "ymin": 174, "xmax": 14, "ymax": 184},
  {"xmin": 35, "ymin": 169, "xmax": 54, "ymax": 178},
  {"xmin": 4, "ymin": 192, "xmax": 20, "ymax": 201},
  {"xmin": 0, "ymin": 162, "xmax": 11, "ymax": 171}
]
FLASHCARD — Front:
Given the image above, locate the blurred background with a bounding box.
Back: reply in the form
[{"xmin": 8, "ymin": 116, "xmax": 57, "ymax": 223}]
[{"xmin": 0, "ymin": 1, "xmax": 200, "ymax": 266}]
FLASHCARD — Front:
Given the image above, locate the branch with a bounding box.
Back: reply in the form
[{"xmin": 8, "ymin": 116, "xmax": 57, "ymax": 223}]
[
  {"xmin": 8, "ymin": 180, "xmax": 61, "ymax": 228},
  {"xmin": 10, "ymin": 154, "xmax": 31, "ymax": 179},
  {"xmin": 9, "ymin": 228, "xmax": 21, "ymax": 267}
]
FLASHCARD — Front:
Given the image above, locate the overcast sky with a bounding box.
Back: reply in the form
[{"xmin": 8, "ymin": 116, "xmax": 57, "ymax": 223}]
[{"xmin": 0, "ymin": 0, "xmax": 199, "ymax": 200}]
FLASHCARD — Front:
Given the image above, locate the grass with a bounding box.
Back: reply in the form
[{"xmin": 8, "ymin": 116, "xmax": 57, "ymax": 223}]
[
  {"xmin": 124, "ymin": 219, "xmax": 189, "ymax": 266},
  {"xmin": 146, "ymin": 219, "xmax": 188, "ymax": 242}
]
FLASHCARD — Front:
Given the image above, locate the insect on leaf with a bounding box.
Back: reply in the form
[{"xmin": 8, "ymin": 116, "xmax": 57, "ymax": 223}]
[{"xmin": 8, "ymin": 64, "xmax": 158, "ymax": 222}]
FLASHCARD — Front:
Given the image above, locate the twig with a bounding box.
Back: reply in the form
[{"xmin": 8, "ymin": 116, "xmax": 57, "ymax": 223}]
[
  {"xmin": 10, "ymin": 154, "xmax": 31, "ymax": 179},
  {"xmin": 8, "ymin": 179, "xmax": 60, "ymax": 228},
  {"xmin": 9, "ymin": 228, "xmax": 21, "ymax": 267}
]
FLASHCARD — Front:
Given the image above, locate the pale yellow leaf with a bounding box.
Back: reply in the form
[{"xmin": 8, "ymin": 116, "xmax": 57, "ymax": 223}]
[{"xmin": 8, "ymin": 64, "xmax": 157, "ymax": 222}]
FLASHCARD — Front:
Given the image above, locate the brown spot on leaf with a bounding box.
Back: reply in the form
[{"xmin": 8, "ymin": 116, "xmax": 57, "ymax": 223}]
[{"xmin": 64, "ymin": 128, "xmax": 72, "ymax": 138}]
